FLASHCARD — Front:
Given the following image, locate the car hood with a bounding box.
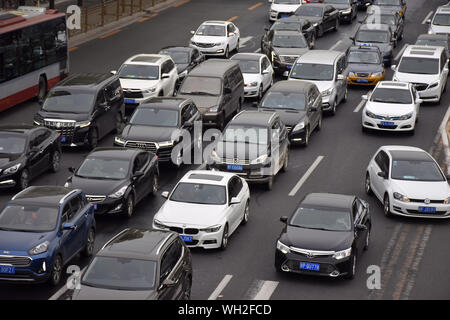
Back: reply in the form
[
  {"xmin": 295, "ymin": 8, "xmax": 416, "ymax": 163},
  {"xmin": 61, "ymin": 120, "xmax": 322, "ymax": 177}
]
[
  {"xmin": 273, "ymin": 47, "xmax": 309, "ymax": 57},
  {"xmin": 243, "ymin": 73, "xmax": 262, "ymax": 85},
  {"xmin": 271, "ymin": 3, "xmax": 302, "ymax": 13},
  {"xmin": 394, "ymin": 71, "xmax": 439, "ymax": 85},
  {"xmin": 215, "ymin": 141, "xmax": 267, "ymax": 161},
  {"xmin": 354, "ymin": 41, "xmax": 392, "ymax": 54},
  {"xmin": 297, "ymin": 16, "xmax": 322, "ymax": 24},
  {"xmin": 281, "ymin": 226, "xmax": 353, "ymax": 252},
  {"xmin": 260, "ymin": 108, "xmax": 307, "ymax": 126},
  {"xmin": 347, "ymin": 63, "xmax": 384, "ymax": 73},
  {"xmin": 121, "ymin": 124, "xmax": 177, "ymax": 142},
  {"xmin": 365, "ymin": 102, "xmax": 414, "ymax": 116},
  {"xmin": 191, "ymin": 35, "xmax": 226, "ymax": 44},
  {"xmin": 0, "ymin": 230, "xmax": 53, "ymax": 252},
  {"xmin": 290, "ymin": 80, "xmax": 333, "ymax": 93},
  {"xmin": 0, "ymin": 153, "xmax": 22, "ymax": 168},
  {"xmin": 176, "ymin": 95, "xmax": 220, "ymax": 113},
  {"xmin": 71, "ymin": 285, "xmax": 157, "ymax": 300},
  {"xmin": 68, "ymin": 176, "xmax": 128, "ymax": 196},
  {"xmin": 156, "ymin": 201, "xmax": 226, "ymax": 227},
  {"xmin": 36, "ymin": 111, "xmax": 90, "ymax": 122},
  {"xmin": 119, "ymin": 78, "xmax": 160, "ymax": 91},
  {"xmin": 390, "ymin": 179, "xmax": 450, "ymax": 200},
  {"xmin": 429, "ymin": 24, "xmax": 450, "ymax": 35}
]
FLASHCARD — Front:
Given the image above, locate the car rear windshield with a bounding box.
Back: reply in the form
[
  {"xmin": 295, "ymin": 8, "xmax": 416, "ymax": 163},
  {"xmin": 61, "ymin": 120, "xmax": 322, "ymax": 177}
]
[
  {"xmin": 398, "ymin": 57, "xmax": 439, "ymax": 75},
  {"xmin": 236, "ymin": 60, "xmax": 260, "ymax": 74},
  {"xmin": 0, "ymin": 205, "xmax": 58, "ymax": 232},
  {"xmin": 261, "ymin": 91, "xmax": 307, "ymax": 110},
  {"xmin": 373, "ymin": 0, "xmax": 400, "ymax": 5},
  {"xmin": 272, "ymin": 22, "xmax": 301, "ymax": 31},
  {"xmin": 76, "ymin": 157, "xmax": 130, "ymax": 180},
  {"xmin": 159, "ymin": 50, "xmax": 189, "ymax": 64},
  {"xmin": 273, "ymin": 34, "xmax": 308, "ymax": 48},
  {"xmin": 43, "ymin": 90, "xmax": 94, "ymax": 113},
  {"xmin": 82, "ymin": 256, "xmax": 157, "ymax": 290},
  {"xmin": 170, "ymin": 182, "xmax": 226, "ymax": 205},
  {"xmin": 130, "ymin": 108, "xmax": 179, "ymax": 127},
  {"xmin": 391, "ymin": 160, "xmax": 445, "ymax": 181},
  {"xmin": 290, "ymin": 206, "xmax": 352, "ymax": 232},
  {"xmin": 295, "ymin": 6, "xmax": 323, "ymax": 17},
  {"xmin": 118, "ymin": 64, "xmax": 159, "ymax": 80},
  {"xmin": 0, "ymin": 134, "xmax": 26, "ymax": 154},
  {"xmin": 179, "ymin": 76, "xmax": 221, "ymax": 96},
  {"xmin": 348, "ymin": 51, "xmax": 381, "ymax": 64},
  {"xmin": 356, "ymin": 30, "xmax": 389, "ymax": 43},
  {"xmin": 370, "ymin": 88, "xmax": 412, "ymax": 104},
  {"xmin": 432, "ymin": 13, "xmax": 450, "ymax": 26},
  {"xmin": 290, "ymin": 63, "xmax": 334, "ymax": 81}
]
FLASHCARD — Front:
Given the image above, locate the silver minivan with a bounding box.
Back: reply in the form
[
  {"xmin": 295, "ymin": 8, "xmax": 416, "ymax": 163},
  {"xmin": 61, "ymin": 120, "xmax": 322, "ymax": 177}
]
[{"xmin": 287, "ymin": 50, "xmax": 348, "ymax": 115}]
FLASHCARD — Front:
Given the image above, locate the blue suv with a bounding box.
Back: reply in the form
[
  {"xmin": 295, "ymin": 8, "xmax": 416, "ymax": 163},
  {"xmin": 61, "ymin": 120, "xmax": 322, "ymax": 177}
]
[{"xmin": 0, "ymin": 186, "xmax": 96, "ymax": 286}]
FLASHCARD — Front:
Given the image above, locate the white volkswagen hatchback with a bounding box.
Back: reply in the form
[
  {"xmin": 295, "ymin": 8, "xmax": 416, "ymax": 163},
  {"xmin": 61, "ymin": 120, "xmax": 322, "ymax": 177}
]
[
  {"xmin": 361, "ymin": 81, "xmax": 422, "ymax": 134},
  {"xmin": 189, "ymin": 21, "xmax": 240, "ymax": 58},
  {"xmin": 365, "ymin": 146, "xmax": 450, "ymax": 219},
  {"xmin": 153, "ymin": 170, "xmax": 250, "ymax": 249}
]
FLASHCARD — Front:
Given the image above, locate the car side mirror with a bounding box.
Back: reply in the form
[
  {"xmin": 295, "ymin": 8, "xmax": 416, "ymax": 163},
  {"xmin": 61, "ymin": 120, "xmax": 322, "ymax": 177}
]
[
  {"xmin": 446, "ymin": 174, "xmax": 450, "ymax": 181},
  {"xmin": 280, "ymin": 216, "xmax": 288, "ymax": 224},
  {"xmin": 416, "ymin": 98, "xmax": 423, "ymax": 104},
  {"xmin": 361, "ymin": 94, "xmax": 368, "ymax": 100},
  {"xmin": 190, "ymin": 30, "xmax": 195, "ymax": 34},
  {"xmin": 161, "ymin": 73, "xmax": 170, "ymax": 79},
  {"xmin": 377, "ymin": 171, "xmax": 387, "ymax": 179},
  {"xmin": 161, "ymin": 278, "xmax": 177, "ymax": 289},
  {"xmin": 63, "ymin": 223, "xmax": 76, "ymax": 230},
  {"xmin": 229, "ymin": 197, "xmax": 240, "ymax": 205},
  {"xmin": 426, "ymin": 19, "xmax": 431, "ymax": 24},
  {"xmin": 262, "ymin": 69, "xmax": 269, "ymax": 75},
  {"xmin": 264, "ymin": 26, "xmax": 269, "ymax": 31},
  {"xmin": 337, "ymin": 74, "xmax": 345, "ymax": 81},
  {"xmin": 224, "ymin": 88, "xmax": 232, "ymax": 95},
  {"xmin": 161, "ymin": 191, "xmax": 169, "ymax": 199},
  {"xmin": 391, "ymin": 65, "xmax": 397, "ymax": 71},
  {"xmin": 68, "ymin": 166, "xmax": 76, "ymax": 173},
  {"xmin": 309, "ymin": 106, "xmax": 318, "ymax": 112},
  {"xmin": 110, "ymin": 70, "xmax": 117, "ymax": 75},
  {"xmin": 349, "ymin": 36, "xmax": 355, "ymax": 42},
  {"xmin": 355, "ymin": 224, "xmax": 367, "ymax": 231}
]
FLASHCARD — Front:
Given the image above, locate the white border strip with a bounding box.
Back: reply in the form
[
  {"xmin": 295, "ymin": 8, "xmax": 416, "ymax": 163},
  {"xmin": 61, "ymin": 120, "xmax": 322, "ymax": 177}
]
[
  {"xmin": 288, "ymin": 156, "xmax": 324, "ymax": 196},
  {"xmin": 329, "ymin": 40, "xmax": 343, "ymax": 51},
  {"xmin": 439, "ymin": 105, "xmax": 450, "ymax": 174},
  {"xmin": 251, "ymin": 280, "xmax": 279, "ymax": 300},
  {"xmin": 208, "ymin": 274, "xmax": 233, "ymax": 300},
  {"xmin": 395, "ymin": 43, "xmax": 408, "ymax": 62},
  {"xmin": 422, "ymin": 11, "xmax": 433, "ymax": 25},
  {"xmin": 354, "ymin": 99, "xmax": 366, "ymax": 113}
]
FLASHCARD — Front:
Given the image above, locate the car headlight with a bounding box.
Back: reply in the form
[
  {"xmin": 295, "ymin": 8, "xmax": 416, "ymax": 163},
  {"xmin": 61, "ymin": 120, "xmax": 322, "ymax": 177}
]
[
  {"xmin": 293, "ymin": 121, "xmax": 305, "ymax": 131},
  {"xmin": 76, "ymin": 121, "xmax": 91, "ymax": 128},
  {"xmin": 158, "ymin": 140, "xmax": 174, "ymax": 148},
  {"xmin": 200, "ymin": 225, "xmax": 222, "ymax": 233},
  {"xmin": 348, "ymin": 72, "xmax": 356, "ymax": 77},
  {"xmin": 371, "ymin": 72, "xmax": 383, "ymax": 78},
  {"xmin": 114, "ymin": 136, "xmax": 126, "ymax": 145},
  {"xmin": 29, "ymin": 241, "xmax": 50, "ymax": 255},
  {"xmin": 333, "ymin": 248, "xmax": 351, "ymax": 260},
  {"xmin": 246, "ymin": 81, "xmax": 258, "ymax": 88},
  {"xmin": 321, "ymin": 88, "xmax": 333, "ymax": 97},
  {"xmin": 398, "ymin": 112, "xmax": 413, "ymax": 120},
  {"xmin": 109, "ymin": 186, "xmax": 128, "ymax": 199},
  {"xmin": 33, "ymin": 120, "xmax": 42, "ymax": 126},
  {"xmin": 428, "ymin": 81, "xmax": 439, "ymax": 89},
  {"xmin": 365, "ymin": 110, "xmax": 377, "ymax": 119},
  {"xmin": 144, "ymin": 87, "xmax": 157, "ymax": 94},
  {"xmin": 393, "ymin": 192, "xmax": 410, "ymax": 202},
  {"xmin": 340, "ymin": 8, "xmax": 352, "ymax": 14},
  {"xmin": 251, "ymin": 154, "xmax": 268, "ymax": 165},
  {"xmin": 153, "ymin": 219, "xmax": 168, "ymax": 229},
  {"xmin": 208, "ymin": 105, "xmax": 219, "ymax": 112},
  {"xmin": 276, "ymin": 240, "xmax": 290, "ymax": 254},
  {"xmin": 313, "ymin": 23, "xmax": 319, "ymax": 27},
  {"xmin": 3, "ymin": 163, "xmax": 21, "ymax": 175}
]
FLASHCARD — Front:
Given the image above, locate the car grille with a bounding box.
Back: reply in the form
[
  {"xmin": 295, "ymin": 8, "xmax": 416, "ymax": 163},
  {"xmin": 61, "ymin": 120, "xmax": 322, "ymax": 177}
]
[
  {"xmin": 168, "ymin": 227, "xmax": 199, "ymax": 235},
  {"xmin": 125, "ymin": 141, "xmax": 158, "ymax": 153},
  {"xmin": 123, "ymin": 90, "xmax": 143, "ymax": 99},
  {"xmin": 377, "ymin": 124, "xmax": 398, "ymax": 129},
  {"xmin": 43, "ymin": 119, "xmax": 76, "ymax": 140},
  {"xmin": 356, "ymin": 73, "xmax": 370, "ymax": 77},
  {"xmin": 413, "ymin": 83, "xmax": 428, "ymax": 91},
  {"xmin": 0, "ymin": 255, "xmax": 32, "ymax": 267},
  {"xmin": 86, "ymin": 195, "xmax": 106, "ymax": 203},
  {"xmin": 192, "ymin": 42, "xmax": 215, "ymax": 48},
  {"xmin": 408, "ymin": 198, "xmax": 446, "ymax": 204},
  {"xmin": 373, "ymin": 115, "xmax": 403, "ymax": 120},
  {"xmin": 406, "ymin": 209, "xmax": 447, "ymax": 215},
  {"xmin": 280, "ymin": 55, "xmax": 299, "ymax": 65},
  {"xmin": 222, "ymin": 158, "xmax": 250, "ymax": 165},
  {"xmin": 289, "ymin": 247, "xmax": 335, "ymax": 258}
]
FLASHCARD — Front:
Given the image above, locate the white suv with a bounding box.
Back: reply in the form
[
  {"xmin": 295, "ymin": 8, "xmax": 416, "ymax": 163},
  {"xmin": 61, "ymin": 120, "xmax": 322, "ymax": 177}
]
[
  {"xmin": 190, "ymin": 21, "xmax": 240, "ymax": 58},
  {"xmin": 427, "ymin": 5, "xmax": 450, "ymax": 35},
  {"xmin": 361, "ymin": 81, "xmax": 422, "ymax": 134},
  {"xmin": 112, "ymin": 54, "xmax": 178, "ymax": 107},
  {"xmin": 269, "ymin": 0, "xmax": 303, "ymax": 22},
  {"xmin": 392, "ymin": 45, "xmax": 448, "ymax": 103}
]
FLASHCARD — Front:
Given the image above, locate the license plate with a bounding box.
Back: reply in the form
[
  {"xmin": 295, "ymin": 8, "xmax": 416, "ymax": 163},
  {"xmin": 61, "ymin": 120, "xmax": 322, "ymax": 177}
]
[
  {"xmin": 418, "ymin": 206, "xmax": 436, "ymax": 213},
  {"xmin": 227, "ymin": 164, "xmax": 243, "ymax": 171},
  {"xmin": 93, "ymin": 203, "xmax": 98, "ymax": 210},
  {"xmin": 286, "ymin": 65, "xmax": 292, "ymax": 69},
  {"xmin": 360, "ymin": 43, "xmax": 372, "ymax": 47},
  {"xmin": 124, "ymin": 98, "xmax": 136, "ymax": 104},
  {"xmin": 299, "ymin": 262, "xmax": 320, "ymax": 271},
  {"xmin": 280, "ymin": 14, "xmax": 290, "ymax": 18},
  {"xmin": 0, "ymin": 266, "xmax": 15, "ymax": 274},
  {"xmin": 180, "ymin": 235, "xmax": 192, "ymax": 242},
  {"xmin": 356, "ymin": 78, "xmax": 369, "ymax": 83},
  {"xmin": 60, "ymin": 136, "xmax": 66, "ymax": 142},
  {"xmin": 380, "ymin": 121, "xmax": 395, "ymax": 126}
]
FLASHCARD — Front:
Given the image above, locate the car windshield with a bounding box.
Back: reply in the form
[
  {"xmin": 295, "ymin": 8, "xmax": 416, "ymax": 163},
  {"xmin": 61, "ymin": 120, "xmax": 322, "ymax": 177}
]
[
  {"xmin": 222, "ymin": 124, "xmax": 268, "ymax": 145},
  {"xmin": 391, "ymin": 160, "xmax": 445, "ymax": 181},
  {"xmin": 82, "ymin": 256, "xmax": 157, "ymax": 291},
  {"xmin": 273, "ymin": 34, "xmax": 308, "ymax": 48},
  {"xmin": 0, "ymin": 205, "xmax": 58, "ymax": 232},
  {"xmin": 179, "ymin": 76, "xmax": 221, "ymax": 96},
  {"xmin": 118, "ymin": 64, "xmax": 159, "ymax": 80},
  {"xmin": 0, "ymin": 134, "xmax": 26, "ymax": 154},
  {"xmin": 170, "ymin": 182, "xmax": 226, "ymax": 205},
  {"xmin": 236, "ymin": 60, "xmax": 260, "ymax": 74},
  {"xmin": 415, "ymin": 39, "xmax": 448, "ymax": 49},
  {"xmin": 272, "ymin": 22, "xmax": 302, "ymax": 31},
  {"xmin": 366, "ymin": 14, "xmax": 396, "ymax": 25},
  {"xmin": 130, "ymin": 108, "xmax": 179, "ymax": 127},
  {"xmin": 159, "ymin": 50, "xmax": 189, "ymax": 64},
  {"xmin": 290, "ymin": 63, "xmax": 334, "ymax": 81},
  {"xmin": 373, "ymin": 0, "xmax": 400, "ymax": 5},
  {"xmin": 398, "ymin": 57, "xmax": 439, "ymax": 75},
  {"xmin": 370, "ymin": 88, "xmax": 412, "ymax": 104},
  {"xmin": 296, "ymin": 6, "xmax": 323, "ymax": 17},
  {"xmin": 290, "ymin": 206, "xmax": 352, "ymax": 232},
  {"xmin": 274, "ymin": 0, "xmax": 301, "ymax": 4},
  {"xmin": 356, "ymin": 30, "xmax": 389, "ymax": 43},
  {"xmin": 433, "ymin": 14, "xmax": 450, "ymax": 26},
  {"xmin": 76, "ymin": 157, "xmax": 130, "ymax": 180},
  {"xmin": 196, "ymin": 24, "xmax": 226, "ymax": 36},
  {"xmin": 348, "ymin": 51, "xmax": 381, "ymax": 64},
  {"xmin": 42, "ymin": 90, "xmax": 94, "ymax": 113},
  {"xmin": 261, "ymin": 92, "xmax": 307, "ymax": 110}
]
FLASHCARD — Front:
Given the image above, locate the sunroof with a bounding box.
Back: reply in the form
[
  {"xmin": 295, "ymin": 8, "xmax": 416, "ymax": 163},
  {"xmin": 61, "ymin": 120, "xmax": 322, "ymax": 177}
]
[
  {"xmin": 381, "ymin": 82, "xmax": 407, "ymax": 87},
  {"xmin": 188, "ymin": 174, "xmax": 224, "ymax": 181},
  {"xmin": 131, "ymin": 56, "xmax": 160, "ymax": 63},
  {"xmin": 410, "ymin": 50, "xmax": 435, "ymax": 56}
]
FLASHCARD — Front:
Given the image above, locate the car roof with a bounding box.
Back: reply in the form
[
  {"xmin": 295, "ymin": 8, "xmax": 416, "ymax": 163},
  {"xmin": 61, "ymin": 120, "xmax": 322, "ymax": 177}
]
[
  {"xmin": 296, "ymin": 50, "xmax": 343, "ymax": 64},
  {"xmin": 139, "ymin": 97, "xmax": 191, "ymax": 109},
  {"xmin": 380, "ymin": 145, "xmax": 426, "ymax": 155},
  {"xmin": 11, "ymin": 186, "xmax": 76, "ymax": 205},
  {"xmin": 231, "ymin": 53, "xmax": 264, "ymax": 61},
  {"xmin": 159, "ymin": 46, "xmax": 195, "ymax": 53},
  {"xmin": 376, "ymin": 81, "xmax": 410, "ymax": 89},
  {"xmin": 88, "ymin": 147, "xmax": 141, "ymax": 159},
  {"xmin": 273, "ymin": 29, "xmax": 303, "ymax": 36},
  {"xmin": 179, "ymin": 170, "xmax": 236, "ymax": 186},
  {"xmin": 203, "ymin": 20, "xmax": 228, "ymax": 25},
  {"xmin": 99, "ymin": 228, "xmax": 176, "ymax": 261},
  {"xmin": 188, "ymin": 59, "xmax": 239, "ymax": 77},
  {"xmin": 275, "ymin": 16, "xmax": 308, "ymax": 24},
  {"xmin": 388, "ymin": 150, "xmax": 435, "ymax": 162},
  {"xmin": 270, "ymin": 80, "xmax": 314, "ymax": 93},
  {"xmin": 230, "ymin": 110, "xmax": 277, "ymax": 127},
  {"xmin": 417, "ymin": 34, "xmax": 449, "ymax": 41},
  {"xmin": 124, "ymin": 54, "xmax": 169, "ymax": 65},
  {"xmin": 437, "ymin": 5, "xmax": 450, "ymax": 14},
  {"xmin": 300, "ymin": 193, "xmax": 355, "ymax": 210},
  {"xmin": 358, "ymin": 23, "xmax": 391, "ymax": 31},
  {"xmin": 403, "ymin": 45, "xmax": 443, "ymax": 58},
  {"xmin": 56, "ymin": 73, "xmax": 115, "ymax": 90}
]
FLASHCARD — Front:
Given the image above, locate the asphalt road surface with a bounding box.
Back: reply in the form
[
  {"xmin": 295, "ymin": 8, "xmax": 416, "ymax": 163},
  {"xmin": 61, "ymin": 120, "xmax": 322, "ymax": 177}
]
[{"xmin": 0, "ymin": 0, "xmax": 449, "ymax": 300}]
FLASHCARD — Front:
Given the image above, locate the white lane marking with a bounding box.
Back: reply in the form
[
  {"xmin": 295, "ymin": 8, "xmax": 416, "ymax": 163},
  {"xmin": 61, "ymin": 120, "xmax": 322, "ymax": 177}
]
[
  {"xmin": 197, "ymin": 162, "xmax": 207, "ymax": 170},
  {"xmin": 329, "ymin": 40, "xmax": 343, "ymax": 51},
  {"xmin": 288, "ymin": 156, "xmax": 324, "ymax": 197},
  {"xmin": 252, "ymin": 280, "xmax": 279, "ymax": 300},
  {"xmin": 354, "ymin": 99, "xmax": 366, "ymax": 113},
  {"xmin": 254, "ymin": 48, "xmax": 261, "ymax": 53},
  {"xmin": 394, "ymin": 43, "xmax": 408, "ymax": 62},
  {"xmin": 48, "ymin": 267, "xmax": 86, "ymax": 300},
  {"xmin": 208, "ymin": 274, "xmax": 233, "ymax": 300},
  {"xmin": 421, "ymin": 11, "xmax": 433, "ymax": 24},
  {"xmin": 240, "ymin": 36, "xmax": 254, "ymax": 48}
]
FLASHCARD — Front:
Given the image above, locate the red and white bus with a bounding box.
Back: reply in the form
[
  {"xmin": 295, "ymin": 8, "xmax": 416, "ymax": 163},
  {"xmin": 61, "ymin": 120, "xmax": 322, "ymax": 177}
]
[{"xmin": 0, "ymin": 6, "xmax": 68, "ymax": 112}]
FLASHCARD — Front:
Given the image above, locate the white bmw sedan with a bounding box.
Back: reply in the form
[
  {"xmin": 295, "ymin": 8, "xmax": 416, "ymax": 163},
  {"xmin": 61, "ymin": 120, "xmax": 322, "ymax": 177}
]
[
  {"xmin": 365, "ymin": 146, "xmax": 450, "ymax": 219},
  {"xmin": 152, "ymin": 170, "xmax": 250, "ymax": 249},
  {"xmin": 361, "ymin": 81, "xmax": 422, "ymax": 134}
]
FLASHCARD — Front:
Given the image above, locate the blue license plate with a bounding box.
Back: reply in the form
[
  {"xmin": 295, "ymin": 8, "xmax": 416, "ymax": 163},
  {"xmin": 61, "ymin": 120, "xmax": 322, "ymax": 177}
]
[
  {"xmin": 418, "ymin": 206, "xmax": 436, "ymax": 213},
  {"xmin": 300, "ymin": 262, "xmax": 320, "ymax": 271},
  {"xmin": 124, "ymin": 98, "xmax": 136, "ymax": 104},
  {"xmin": 380, "ymin": 121, "xmax": 395, "ymax": 126},
  {"xmin": 357, "ymin": 1, "xmax": 361, "ymax": 4},
  {"xmin": 93, "ymin": 203, "xmax": 98, "ymax": 210},
  {"xmin": 280, "ymin": 14, "xmax": 290, "ymax": 18},
  {"xmin": 180, "ymin": 235, "xmax": 192, "ymax": 242},
  {"xmin": 0, "ymin": 266, "xmax": 15, "ymax": 274},
  {"xmin": 60, "ymin": 136, "xmax": 66, "ymax": 142},
  {"xmin": 286, "ymin": 65, "xmax": 292, "ymax": 69},
  {"xmin": 227, "ymin": 164, "xmax": 243, "ymax": 171},
  {"xmin": 360, "ymin": 43, "xmax": 372, "ymax": 47},
  {"xmin": 356, "ymin": 78, "xmax": 369, "ymax": 83}
]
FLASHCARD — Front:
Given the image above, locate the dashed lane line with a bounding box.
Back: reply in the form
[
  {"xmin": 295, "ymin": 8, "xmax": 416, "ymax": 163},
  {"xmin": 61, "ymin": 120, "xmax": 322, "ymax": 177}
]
[
  {"xmin": 288, "ymin": 156, "xmax": 324, "ymax": 197},
  {"xmin": 208, "ymin": 274, "xmax": 233, "ymax": 300}
]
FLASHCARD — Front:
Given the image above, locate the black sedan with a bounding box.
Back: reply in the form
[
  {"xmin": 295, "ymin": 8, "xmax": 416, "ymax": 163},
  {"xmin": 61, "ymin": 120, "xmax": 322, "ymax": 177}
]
[
  {"xmin": 323, "ymin": 0, "xmax": 358, "ymax": 23},
  {"xmin": 65, "ymin": 147, "xmax": 159, "ymax": 218},
  {"xmin": 361, "ymin": 10, "xmax": 404, "ymax": 42},
  {"xmin": 294, "ymin": 4, "xmax": 340, "ymax": 37},
  {"xmin": 275, "ymin": 193, "xmax": 371, "ymax": 279},
  {"xmin": 262, "ymin": 16, "xmax": 317, "ymax": 49},
  {"xmin": 0, "ymin": 125, "xmax": 61, "ymax": 190}
]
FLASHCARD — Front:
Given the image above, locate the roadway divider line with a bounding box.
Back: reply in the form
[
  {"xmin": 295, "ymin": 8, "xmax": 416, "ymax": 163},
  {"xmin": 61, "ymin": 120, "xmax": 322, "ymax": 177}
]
[
  {"xmin": 329, "ymin": 40, "xmax": 343, "ymax": 51},
  {"xmin": 394, "ymin": 43, "xmax": 408, "ymax": 62},
  {"xmin": 208, "ymin": 274, "xmax": 233, "ymax": 300},
  {"xmin": 248, "ymin": 2, "xmax": 263, "ymax": 11},
  {"xmin": 421, "ymin": 11, "xmax": 433, "ymax": 24},
  {"xmin": 173, "ymin": 0, "xmax": 189, "ymax": 7},
  {"xmin": 99, "ymin": 29, "xmax": 121, "ymax": 39},
  {"xmin": 288, "ymin": 156, "xmax": 324, "ymax": 197},
  {"xmin": 254, "ymin": 48, "xmax": 261, "ymax": 53},
  {"xmin": 227, "ymin": 16, "xmax": 238, "ymax": 22},
  {"xmin": 353, "ymin": 99, "xmax": 366, "ymax": 113},
  {"xmin": 251, "ymin": 280, "xmax": 279, "ymax": 300},
  {"xmin": 139, "ymin": 13, "xmax": 158, "ymax": 22}
]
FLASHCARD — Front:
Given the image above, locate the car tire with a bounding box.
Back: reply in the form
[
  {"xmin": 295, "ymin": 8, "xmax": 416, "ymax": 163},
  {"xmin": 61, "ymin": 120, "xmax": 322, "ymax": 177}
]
[
  {"xmin": 37, "ymin": 75, "xmax": 47, "ymax": 103},
  {"xmin": 50, "ymin": 151, "xmax": 61, "ymax": 173},
  {"xmin": 182, "ymin": 277, "xmax": 192, "ymax": 300},
  {"xmin": 115, "ymin": 112, "xmax": 123, "ymax": 133},
  {"xmin": 266, "ymin": 176, "xmax": 274, "ymax": 191},
  {"xmin": 224, "ymin": 46, "xmax": 230, "ymax": 59},
  {"xmin": 317, "ymin": 25, "xmax": 324, "ymax": 38},
  {"xmin": 218, "ymin": 112, "xmax": 226, "ymax": 131},
  {"xmin": 362, "ymin": 125, "xmax": 369, "ymax": 133},
  {"xmin": 344, "ymin": 253, "xmax": 357, "ymax": 280},
  {"xmin": 365, "ymin": 173, "xmax": 373, "ymax": 196},
  {"xmin": 383, "ymin": 194, "xmax": 392, "ymax": 218},
  {"xmin": 151, "ymin": 174, "xmax": 158, "ymax": 195},
  {"xmin": 241, "ymin": 201, "xmax": 250, "ymax": 225},
  {"xmin": 309, "ymin": 33, "xmax": 316, "ymax": 49},
  {"xmin": 87, "ymin": 127, "xmax": 98, "ymax": 150},
  {"xmin": 363, "ymin": 225, "xmax": 371, "ymax": 251},
  {"xmin": 303, "ymin": 126, "xmax": 310, "ymax": 147},
  {"xmin": 329, "ymin": 99, "xmax": 337, "ymax": 116},
  {"xmin": 281, "ymin": 151, "xmax": 289, "ymax": 172},
  {"xmin": 124, "ymin": 194, "xmax": 134, "ymax": 218},
  {"xmin": 407, "ymin": 128, "xmax": 415, "ymax": 136},
  {"xmin": 82, "ymin": 228, "xmax": 95, "ymax": 257},
  {"xmin": 220, "ymin": 224, "xmax": 229, "ymax": 250},
  {"xmin": 48, "ymin": 255, "xmax": 63, "ymax": 287},
  {"xmin": 258, "ymin": 85, "xmax": 263, "ymax": 100},
  {"xmin": 18, "ymin": 169, "xmax": 29, "ymax": 191},
  {"xmin": 343, "ymin": 87, "xmax": 348, "ymax": 102},
  {"xmin": 316, "ymin": 114, "xmax": 322, "ymax": 131},
  {"xmin": 333, "ymin": 19, "xmax": 339, "ymax": 32},
  {"xmin": 235, "ymin": 39, "xmax": 240, "ymax": 53}
]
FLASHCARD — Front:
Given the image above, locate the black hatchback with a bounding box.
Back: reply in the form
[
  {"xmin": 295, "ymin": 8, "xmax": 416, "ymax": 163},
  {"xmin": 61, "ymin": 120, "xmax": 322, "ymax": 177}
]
[{"xmin": 275, "ymin": 193, "xmax": 371, "ymax": 279}]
